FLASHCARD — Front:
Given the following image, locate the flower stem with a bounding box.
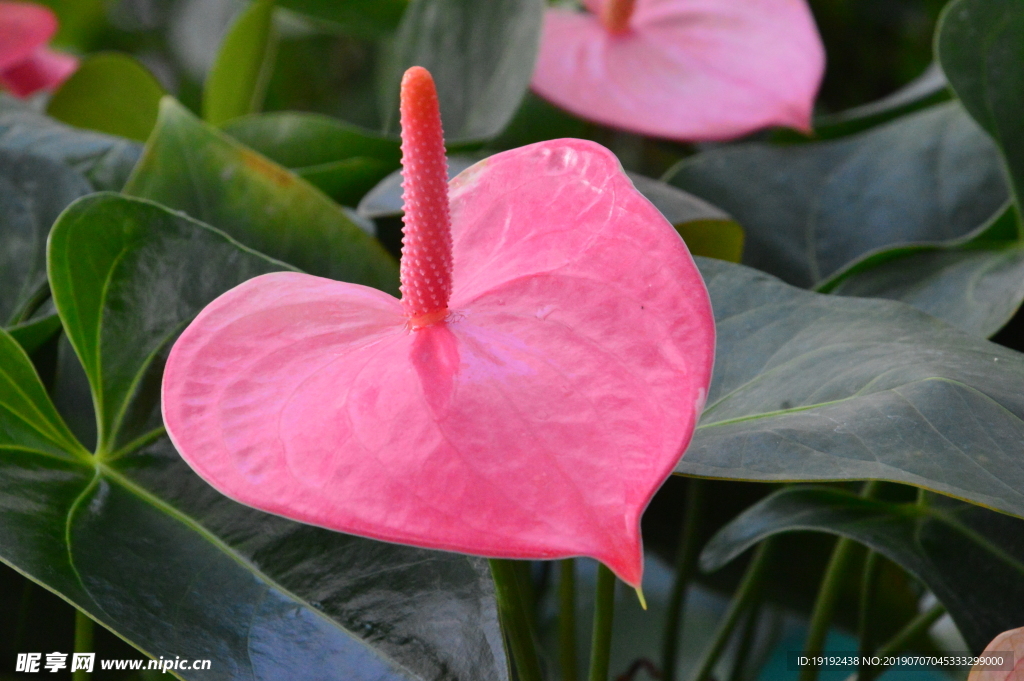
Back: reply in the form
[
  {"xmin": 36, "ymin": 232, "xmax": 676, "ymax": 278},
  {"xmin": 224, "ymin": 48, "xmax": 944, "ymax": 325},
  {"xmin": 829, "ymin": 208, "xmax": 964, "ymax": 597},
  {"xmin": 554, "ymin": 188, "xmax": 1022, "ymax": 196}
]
[
  {"xmin": 856, "ymin": 550, "xmax": 882, "ymax": 680},
  {"xmin": 690, "ymin": 540, "xmax": 775, "ymax": 681},
  {"xmin": 560, "ymin": 559, "xmax": 579, "ymax": 681},
  {"xmin": 844, "ymin": 602, "xmax": 947, "ymax": 681},
  {"xmin": 799, "ymin": 481, "xmax": 881, "ymax": 681},
  {"xmin": 74, "ymin": 609, "xmax": 94, "ymax": 681},
  {"xmin": 589, "ymin": 564, "xmax": 617, "ymax": 681},
  {"xmin": 661, "ymin": 478, "xmax": 706, "ymax": 681},
  {"xmin": 490, "ymin": 559, "xmax": 543, "ymax": 681}
]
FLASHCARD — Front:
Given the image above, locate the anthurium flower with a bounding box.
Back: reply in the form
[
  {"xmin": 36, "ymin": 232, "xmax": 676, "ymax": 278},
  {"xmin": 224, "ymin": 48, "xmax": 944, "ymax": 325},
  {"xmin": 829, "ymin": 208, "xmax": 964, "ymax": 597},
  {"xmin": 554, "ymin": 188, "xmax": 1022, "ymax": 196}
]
[
  {"xmin": 531, "ymin": 0, "xmax": 825, "ymax": 141},
  {"xmin": 162, "ymin": 66, "xmax": 715, "ymax": 587},
  {"xmin": 968, "ymin": 626, "xmax": 1024, "ymax": 681},
  {"xmin": 0, "ymin": 1, "xmax": 77, "ymax": 98}
]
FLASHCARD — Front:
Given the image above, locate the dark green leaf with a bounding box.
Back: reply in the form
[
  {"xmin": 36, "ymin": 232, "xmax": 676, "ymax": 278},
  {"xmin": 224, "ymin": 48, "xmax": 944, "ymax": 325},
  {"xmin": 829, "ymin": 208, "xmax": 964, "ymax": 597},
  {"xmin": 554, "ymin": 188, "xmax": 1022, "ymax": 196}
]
[
  {"xmin": 665, "ymin": 103, "xmax": 1007, "ymax": 287},
  {"xmin": 222, "ymin": 112, "xmax": 400, "ymax": 204},
  {"xmin": 124, "ymin": 98, "xmax": 399, "ymax": 292},
  {"xmin": 677, "ymin": 258, "xmax": 1024, "ymax": 522},
  {"xmin": 277, "ymin": 0, "xmax": 408, "ymax": 38},
  {"xmin": 0, "ymin": 150, "xmax": 90, "ymax": 327},
  {"xmin": 813, "ymin": 63, "xmax": 951, "ymax": 140},
  {"xmin": 46, "ymin": 52, "xmax": 165, "ymax": 143},
  {"xmin": 938, "ymin": 0, "xmax": 1024, "ymax": 211},
  {"xmin": 358, "ymin": 155, "xmax": 476, "ymax": 220},
  {"xmin": 626, "ymin": 173, "xmax": 744, "ymax": 263},
  {"xmin": 222, "ymin": 111, "xmax": 401, "ymax": 168},
  {"xmin": 0, "ymin": 96, "xmax": 141, "ymax": 191},
  {"xmin": 701, "ymin": 487, "xmax": 1024, "ymax": 652},
  {"xmin": 8, "ymin": 314, "xmax": 61, "ymax": 356},
  {"xmin": 379, "ymin": 0, "xmax": 544, "ymax": 143},
  {"xmin": 819, "ymin": 202, "xmax": 1024, "ymax": 337},
  {"xmin": 0, "ymin": 192, "xmax": 510, "ymax": 680},
  {"xmin": 203, "ymin": 0, "xmax": 278, "ymax": 127}
]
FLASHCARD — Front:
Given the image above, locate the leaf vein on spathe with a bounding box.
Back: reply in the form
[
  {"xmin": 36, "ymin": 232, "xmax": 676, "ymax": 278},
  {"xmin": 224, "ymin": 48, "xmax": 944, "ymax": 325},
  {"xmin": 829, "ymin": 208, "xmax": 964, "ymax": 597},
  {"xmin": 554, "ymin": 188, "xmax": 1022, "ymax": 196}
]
[{"xmin": 97, "ymin": 464, "xmax": 421, "ymax": 679}]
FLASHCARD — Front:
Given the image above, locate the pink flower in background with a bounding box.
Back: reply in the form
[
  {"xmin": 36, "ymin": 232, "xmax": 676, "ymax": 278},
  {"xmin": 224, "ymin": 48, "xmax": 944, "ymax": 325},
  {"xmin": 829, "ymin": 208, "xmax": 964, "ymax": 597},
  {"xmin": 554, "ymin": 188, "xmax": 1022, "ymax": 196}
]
[
  {"xmin": 0, "ymin": 1, "xmax": 77, "ymax": 97},
  {"xmin": 532, "ymin": 0, "xmax": 826, "ymax": 141},
  {"xmin": 161, "ymin": 67, "xmax": 716, "ymax": 587}
]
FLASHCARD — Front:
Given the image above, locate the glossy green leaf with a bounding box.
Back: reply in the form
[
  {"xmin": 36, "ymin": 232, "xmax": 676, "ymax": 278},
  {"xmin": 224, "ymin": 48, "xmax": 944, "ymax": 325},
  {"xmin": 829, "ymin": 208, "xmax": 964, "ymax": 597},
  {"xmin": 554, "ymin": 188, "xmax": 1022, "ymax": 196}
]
[
  {"xmin": 124, "ymin": 98, "xmax": 398, "ymax": 293},
  {"xmin": 8, "ymin": 313, "xmax": 62, "ymax": 355},
  {"xmin": 222, "ymin": 112, "xmax": 400, "ymax": 204},
  {"xmin": 0, "ymin": 150, "xmax": 89, "ymax": 328},
  {"xmin": 819, "ymin": 202, "xmax": 1024, "ymax": 337},
  {"xmin": 277, "ymin": 0, "xmax": 407, "ymax": 38},
  {"xmin": 223, "ymin": 111, "xmax": 401, "ymax": 168},
  {"xmin": 0, "ymin": 192, "xmax": 512, "ymax": 680},
  {"xmin": 665, "ymin": 103, "xmax": 1008, "ymax": 288},
  {"xmin": 379, "ymin": 0, "xmax": 544, "ymax": 143},
  {"xmin": 938, "ymin": 0, "xmax": 1024, "ymax": 210},
  {"xmin": 677, "ymin": 258, "xmax": 1024, "ymax": 522},
  {"xmin": 203, "ymin": 0, "xmax": 278, "ymax": 127},
  {"xmin": 627, "ymin": 173, "xmax": 744, "ymax": 263},
  {"xmin": 46, "ymin": 52, "xmax": 165, "ymax": 143},
  {"xmin": 0, "ymin": 95, "xmax": 141, "ymax": 191},
  {"xmin": 701, "ymin": 487, "xmax": 1024, "ymax": 652}
]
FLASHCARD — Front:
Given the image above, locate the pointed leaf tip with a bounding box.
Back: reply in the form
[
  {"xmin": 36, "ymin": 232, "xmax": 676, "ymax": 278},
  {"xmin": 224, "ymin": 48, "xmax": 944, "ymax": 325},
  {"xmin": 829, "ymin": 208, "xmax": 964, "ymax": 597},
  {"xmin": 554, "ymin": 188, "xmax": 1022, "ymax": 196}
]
[{"xmin": 399, "ymin": 66, "xmax": 453, "ymax": 325}]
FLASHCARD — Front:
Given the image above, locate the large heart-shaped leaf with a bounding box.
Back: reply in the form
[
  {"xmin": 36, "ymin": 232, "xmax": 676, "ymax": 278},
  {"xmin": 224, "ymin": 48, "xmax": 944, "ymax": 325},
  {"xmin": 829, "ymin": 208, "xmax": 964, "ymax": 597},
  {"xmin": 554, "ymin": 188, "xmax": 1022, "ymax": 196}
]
[
  {"xmin": 0, "ymin": 95, "xmax": 141, "ymax": 191},
  {"xmin": 665, "ymin": 103, "xmax": 1008, "ymax": 288},
  {"xmin": 677, "ymin": 258, "xmax": 1024, "ymax": 522},
  {"xmin": 124, "ymin": 98, "xmax": 399, "ymax": 293},
  {"xmin": 938, "ymin": 0, "xmax": 1024, "ymax": 209},
  {"xmin": 817, "ymin": 202, "xmax": 1024, "ymax": 337},
  {"xmin": 0, "ymin": 192, "xmax": 509, "ymax": 680},
  {"xmin": 0, "ymin": 149, "xmax": 89, "ymax": 328},
  {"xmin": 378, "ymin": 0, "xmax": 544, "ymax": 143},
  {"xmin": 700, "ymin": 487, "xmax": 1024, "ymax": 652}
]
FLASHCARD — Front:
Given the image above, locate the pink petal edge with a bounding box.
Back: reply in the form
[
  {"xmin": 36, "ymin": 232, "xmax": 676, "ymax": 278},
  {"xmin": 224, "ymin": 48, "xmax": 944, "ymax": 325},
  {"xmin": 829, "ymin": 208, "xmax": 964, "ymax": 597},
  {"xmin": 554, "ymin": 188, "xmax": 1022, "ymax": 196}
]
[
  {"xmin": 162, "ymin": 139, "xmax": 715, "ymax": 587},
  {"xmin": 531, "ymin": 0, "xmax": 825, "ymax": 141},
  {"xmin": 0, "ymin": 45, "xmax": 77, "ymax": 97}
]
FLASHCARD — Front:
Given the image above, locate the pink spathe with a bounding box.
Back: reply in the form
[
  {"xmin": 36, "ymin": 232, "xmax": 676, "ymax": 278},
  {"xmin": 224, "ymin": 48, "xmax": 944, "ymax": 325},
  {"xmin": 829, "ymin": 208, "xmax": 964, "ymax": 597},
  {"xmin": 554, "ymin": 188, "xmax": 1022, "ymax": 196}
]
[
  {"xmin": 162, "ymin": 68, "xmax": 715, "ymax": 588},
  {"xmin": 532, "ymin": 0, "xmax": 825, "ymax": 141},
  {"xmin": 0, "ymin": 1, "xmax": 77, "ymax": 97}
]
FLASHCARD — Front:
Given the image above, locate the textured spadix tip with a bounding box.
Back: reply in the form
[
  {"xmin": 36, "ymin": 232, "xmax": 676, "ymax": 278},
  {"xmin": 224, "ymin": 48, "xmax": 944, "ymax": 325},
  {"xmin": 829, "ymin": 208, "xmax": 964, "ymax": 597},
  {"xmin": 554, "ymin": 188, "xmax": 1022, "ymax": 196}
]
[
  {"xmin": 600, "ymin": 0, "xmax": 635, "ymax": 33},
  {"xmin": 398, "ymin": 66, "xmax": 453, "ymax": 327}
]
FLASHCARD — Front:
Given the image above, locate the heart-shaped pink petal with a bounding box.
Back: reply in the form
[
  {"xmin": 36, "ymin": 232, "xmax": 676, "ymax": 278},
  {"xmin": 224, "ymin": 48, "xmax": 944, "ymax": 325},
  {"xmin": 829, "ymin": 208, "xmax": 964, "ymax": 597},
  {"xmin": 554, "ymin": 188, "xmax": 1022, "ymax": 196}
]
[
  {"xmin": 0, "ymin": 45, "xmax": 77, "ymax": 96},
  {"xmin": 0, "ymin": 1, "xmax": 55, "ymax": 71},
  {"xmin": 531, "ymin": 0, "xmax": 825, "ymax": 141},
  {"xmin": 162, "ymin": 138, "xmax": 714, "ymax": 587}
]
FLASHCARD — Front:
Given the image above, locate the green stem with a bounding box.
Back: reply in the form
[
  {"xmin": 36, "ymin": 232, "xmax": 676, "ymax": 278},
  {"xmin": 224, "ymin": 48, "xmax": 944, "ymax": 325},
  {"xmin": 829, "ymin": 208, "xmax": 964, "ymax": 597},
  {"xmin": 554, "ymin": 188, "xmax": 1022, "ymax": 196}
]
[
  {"xmin": 800, "ymin": 481, "xmax": 880, "ymax": 681},
  {"xmin": 12, "ymin": 579, "xmax": 34, "ymax": 654},
  {"xmin": 728, "ymin": 601, "xmax": 762, "ymax": 681},
  {"xmin": 73, "ymin": 610, "xmax": 94, "ymax": 681},
  {"xmin": 690, "ymin": 540, "xmax": 775, "ymax": 681},
  {"xmin": 846, "ymin": 603, "xmax": 947, "ymax": 681},
  {"xmin": 560, "ymin": 559, "xmax": 578, "ymax": 681},
  {"xmin": 856, "ymin": 551, "xmax": 882, "ymax": 680},
  {"xmin": 661, "ymin": 478, "xmax": 706, "ymax": 681},
  {"xmin": 588, "ymin": 564, "xmax": 617, "ymax": 681},
  {"xmin": 490, "ymin": 559, "xmax": 543, "ymax": 681}
]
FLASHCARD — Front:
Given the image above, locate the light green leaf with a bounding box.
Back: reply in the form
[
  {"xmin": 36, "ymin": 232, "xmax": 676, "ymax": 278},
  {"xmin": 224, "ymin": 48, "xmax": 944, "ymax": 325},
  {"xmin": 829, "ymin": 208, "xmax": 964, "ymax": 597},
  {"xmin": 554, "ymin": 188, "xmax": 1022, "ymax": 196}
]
[
  {"xmin": 203, "ymin": 0, "xmax": 279, "ymax": 127},
  {"xmin": 46, "ymin": 52, "xmax": 165, "ymax": 142},
  {"xmin": 124, "ymin": 97, "xmax": 399, "ymax": 292}
]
